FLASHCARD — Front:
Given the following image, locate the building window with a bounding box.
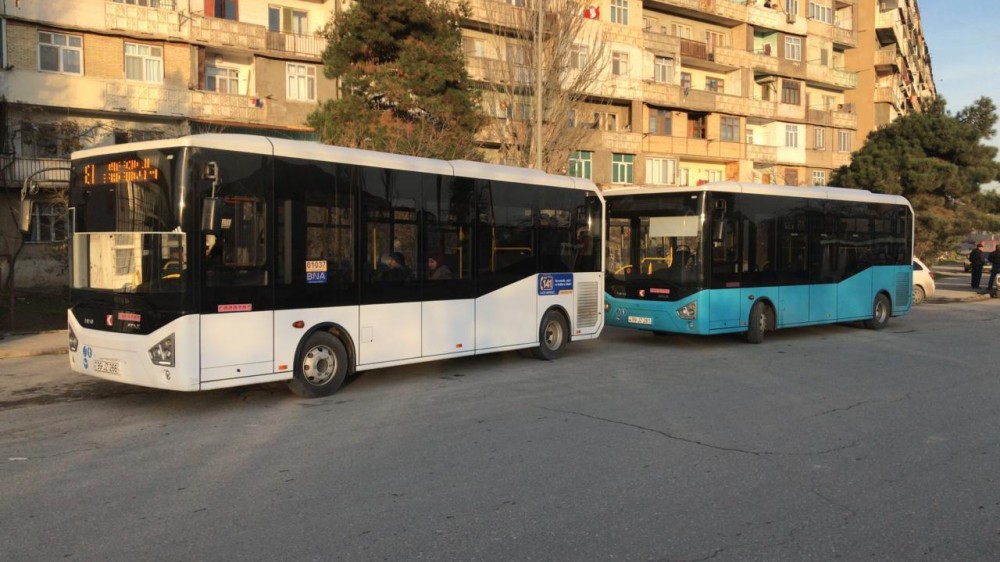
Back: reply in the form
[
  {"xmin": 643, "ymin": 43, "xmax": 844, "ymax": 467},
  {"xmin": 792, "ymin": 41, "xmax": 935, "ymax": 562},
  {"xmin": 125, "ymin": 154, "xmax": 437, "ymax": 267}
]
[
  {"xmin": 681, "ymin": 72, "xmax": 692, "ymax": 94},
  {"xmin": 38, "ymin": 31, "xmax": 82, "ymax": 75},
  {"xmin": 610, "ymin": 0, "xmax": 629, "ymax": 25},
  {"xmin": 648, "ymin": 108, "xmax": 671, "ymax": 136},
  {"xmin": 721, "ymin": 117, "xmax": 739, "ymax": 142},
  {"xmin": 809, "ymin": 2, "xmax": 833, "ymax": 24},
  {"xmin": 646, "ymin": 158, "xmax": 677, "ymax": 185},
  {"xmin": 207, "ymin": 66, "xmax": 239, "ymax": 94},
  {"xmin": 784, "ymin": 36, "xmax": 802, "ymax": 61},
  {"xmin": 654, "ymin": 56, "xmax": 673, "ymax": 83},
  {"xmin": 781, "ymin": 80, "xmax": 801, "ymax": 105},
  {"xmin": 125, "ymin": 43, "xmax": 163, "ymax": 83},
  {"xmin": 837, "ymin": 129, "xmax": 852, "ymax": 152},
  {"xmin": 812, "ymin": 170, "xmax": 826, "ymax": 186},
  {"xmin": 785, "ymin": 124, "xmax": 799, "ymax": 148},
  {"xmin": 463, "ymin": 37, "xmax": 486, "ymax": 58},
  {"xmin": 689, "ymin": 114, "xmax": 707, "ymax": 139},
  {"xmin": 569, "ymin": 151, "xmax": 592, "ymax": 179},
  {"xmin": 214, "ymin": 0, "xmax": 238, "ymax": 20},
  {"xmin": 705, "ymin": 77, "xmax": 724, "ymax": 93},
  {"xmin": 671, "ymin": 23, "xmax": 692, "ymax": 39},
  {"xmin": 114, "ymin": 0, "xmax": 161, "ymax": 6},
  {"xmin": 612, "ymin": 153, "xmax": 634, "ymax": 184},
  {"xmin": 785, "ymin": 0, "xmax": 799, "ymax": 15},
  {"xmin": 612, "ymin": 52, "xmax": 629, "ymax": 76},
  {"xmin": 287, "ymin": 63, "xmax": 316, "ymax": 101},
  {"xmin": 269, "ymin": 6, "xmax": 308, "ymax": 34},
  {"xmin": 605, "ymin": 113, "xmax": 617, "ymax": 132},
  {"xmin": 28, "ymin": 202, "xmax": 66, "ymax": 243},
  {"xmin": 569, "ymin": 45, "xmax": 588, "ymax": 69},
  {"xmin": 568, "ymin": 109, "xmax": 576, "ymax": 128},
  {"xmin": 814, "ymin": 127, "xmax": 826, "ymax": 149},
  {"xmin": 785, "ymin": 168, "xmax": 799, "ymax": 186}
]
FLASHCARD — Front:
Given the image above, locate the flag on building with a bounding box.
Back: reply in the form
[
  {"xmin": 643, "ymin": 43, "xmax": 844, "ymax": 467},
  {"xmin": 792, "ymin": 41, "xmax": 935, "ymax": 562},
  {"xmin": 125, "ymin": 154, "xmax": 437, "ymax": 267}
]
[{"xmin": 583, "ymin": 5, "xmax": 599, "ymax": 19}]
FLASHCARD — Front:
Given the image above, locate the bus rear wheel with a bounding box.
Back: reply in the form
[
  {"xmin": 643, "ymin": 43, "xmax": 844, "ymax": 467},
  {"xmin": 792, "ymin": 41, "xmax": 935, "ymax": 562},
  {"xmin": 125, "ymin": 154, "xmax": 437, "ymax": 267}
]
[
  {"xmin": 864, "ymin": 294, "xmax": 891, "ymax": 330},
  {"xmin": 531, "ymin": 309, "xmax": 569, "ymax": 361},
  {"xmin": 289, "ymin": 331, "xmax": 348, "ymax": 398},
  {"xmin": 746, "ymin": 301, "xmax": 772, "ymax": 344}
]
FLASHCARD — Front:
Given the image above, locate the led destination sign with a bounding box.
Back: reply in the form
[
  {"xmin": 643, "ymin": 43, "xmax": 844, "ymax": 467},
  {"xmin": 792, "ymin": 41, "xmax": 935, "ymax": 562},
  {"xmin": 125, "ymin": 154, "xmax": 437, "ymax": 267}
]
[{"xmin": 82, "ymin": 158, "xmax": 161, "ymax": 186}]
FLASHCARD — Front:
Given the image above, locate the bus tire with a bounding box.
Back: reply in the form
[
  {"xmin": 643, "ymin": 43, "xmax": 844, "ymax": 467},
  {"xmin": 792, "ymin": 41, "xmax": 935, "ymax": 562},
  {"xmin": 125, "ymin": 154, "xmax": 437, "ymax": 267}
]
[
  {"xmin": 289, "ymin": 331, "xmax": 349, "ymax": 398},
  {"xmin": 531, "ymin": 309, "xmax": 569, "ymax": 361},
  {"xmin": 746, "ymin": 301, "xmax": 771, "ymax": 344},
  {"xmin": 864, "ymin": 293, "xmax": 891, "ymax": 330}
]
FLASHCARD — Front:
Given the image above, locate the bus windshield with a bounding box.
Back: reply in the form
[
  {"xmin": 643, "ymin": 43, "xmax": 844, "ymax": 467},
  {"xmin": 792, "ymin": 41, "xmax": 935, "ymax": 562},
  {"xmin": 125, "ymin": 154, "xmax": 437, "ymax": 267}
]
[
  {"xmin": 70, "ymin": 149, "xmax": 187, "ymax": 295},
  {"xmin": 606, "ymin": 192, "xmax": 704, "ymax": 295},
  {"xmin": 71, "ymin": 232, "xmax": 186, "ymax": 294}
]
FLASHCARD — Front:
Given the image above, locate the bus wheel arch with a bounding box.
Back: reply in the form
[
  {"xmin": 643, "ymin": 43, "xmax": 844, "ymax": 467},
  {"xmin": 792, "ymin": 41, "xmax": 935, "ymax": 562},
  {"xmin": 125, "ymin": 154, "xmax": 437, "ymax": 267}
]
[
  {"xmin": 864, "ymin": 292, "xmax": 892, "ymax": 330},
  {"xmin": 531, "ymin": 306, "xmax": 570, "ymax": 361},
  {"xmin": 746, "ymin": 299, "xmax": 775, "ymax": 344},
  {"xmin": 288, "ymin": 325, "xmax": 354, "ymax": 398}
]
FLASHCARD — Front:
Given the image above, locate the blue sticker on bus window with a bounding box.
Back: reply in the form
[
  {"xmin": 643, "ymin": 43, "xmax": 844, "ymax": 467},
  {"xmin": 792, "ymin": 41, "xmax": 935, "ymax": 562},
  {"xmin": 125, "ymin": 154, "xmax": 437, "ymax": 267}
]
[
  {"xmin": 306, "ymin": 271, "xmax": 328, "ymax": 284},
  {"xmin": 538, "ymin": 273, "xmax": 573, "ymax": 295}
]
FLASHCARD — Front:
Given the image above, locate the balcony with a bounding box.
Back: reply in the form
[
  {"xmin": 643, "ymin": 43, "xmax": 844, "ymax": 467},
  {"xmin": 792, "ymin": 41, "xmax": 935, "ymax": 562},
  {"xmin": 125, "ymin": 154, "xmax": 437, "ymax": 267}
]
[
  {"xmin": 104, "ymin": 82, "xmax": 265, "ymax": 122},
  {"xmin": 874, "ymin": 86, "xmax": 905, "ymax": 109},
  {"xmin": 807, "ymin": 108, "xmax": 857, "ymax": 129},
  {"xmin": 832, "ymin": 21, "xmax": 856, "ymax": 47},
  {"xmin": 643, "ymin": 29, "xmax": 681, "ymax": 56},
  {"xmin": 265, "ymin": 32, "xmax": 326, "ymax": 58},
  {"xmin": 0, "ymin": 156, "xmax": 70, "ymax": 190},
  {"xmin": 875, "ymin": 9, "xmax": 904, "ymax": 45},
  {"xmin": 805, "ymin": 65, "xmax": 858, "ymax": 90},
  {"xmin": 103, "ymin": 0, "xmax": 323, "ymax": 59},
  {"xmin": 874, "ymin": 49, "xmax": 899, "ymax": 70},
  {"xmin": 191, "ymin": 14, "xmax": 266, "ymax": 51},
  {"xmin": 646, "ymin": 0, "xmax": 746, "ymax": 24},
  {"xmin": 747, "ymin": 144, "xmax": 777, "ymax": 163},
  {"xmin": 457, "ymin": 0, "xmax": 535, "ymax": 29}
]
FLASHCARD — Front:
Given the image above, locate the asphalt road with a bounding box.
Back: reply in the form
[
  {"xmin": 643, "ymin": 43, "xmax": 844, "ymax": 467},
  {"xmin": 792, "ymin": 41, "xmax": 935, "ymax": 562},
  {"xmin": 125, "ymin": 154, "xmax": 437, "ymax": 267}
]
[{"xmin": 2, "ymin": 302, "xmax": 999, "ymax": 561}]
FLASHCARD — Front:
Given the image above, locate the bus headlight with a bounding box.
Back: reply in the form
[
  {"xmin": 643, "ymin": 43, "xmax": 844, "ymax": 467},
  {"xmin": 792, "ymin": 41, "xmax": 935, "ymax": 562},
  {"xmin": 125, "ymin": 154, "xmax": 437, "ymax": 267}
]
[
  {"xmin": 148, "ymin": 334, "xmax": 175, "ymax": 367},
  {"xmin": 676, "ymin": 302, "xmax": 697, "ymax": 320},
  {"xmin": 68, "ymin": 327, "xmax": 78, "ymax": 352}
]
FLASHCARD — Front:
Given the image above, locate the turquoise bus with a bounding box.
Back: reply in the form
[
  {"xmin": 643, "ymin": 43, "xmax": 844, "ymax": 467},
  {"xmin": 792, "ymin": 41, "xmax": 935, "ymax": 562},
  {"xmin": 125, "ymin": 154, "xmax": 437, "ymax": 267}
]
[{"xmin": 603, "ymin": 182, "xmax": 913, "ymax": 343}]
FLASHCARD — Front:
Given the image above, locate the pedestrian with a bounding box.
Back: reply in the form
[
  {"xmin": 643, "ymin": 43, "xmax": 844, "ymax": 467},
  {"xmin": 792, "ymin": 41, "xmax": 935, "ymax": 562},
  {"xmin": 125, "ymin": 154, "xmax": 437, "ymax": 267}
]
[
  {"xmin": 987, "ymin": 245, "xmax": 1000, "ymax": 295},
  {"xmin": 970, "ymin": 242, "xmax": 985, "ymax": 289}
]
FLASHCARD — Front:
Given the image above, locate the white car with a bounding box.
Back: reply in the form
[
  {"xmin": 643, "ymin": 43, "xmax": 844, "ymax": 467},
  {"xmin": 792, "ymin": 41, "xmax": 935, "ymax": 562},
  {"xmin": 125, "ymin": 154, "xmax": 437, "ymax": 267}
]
[{"xmin": 912, "ymin": 257, "xmax": 935, "ymax": 305}]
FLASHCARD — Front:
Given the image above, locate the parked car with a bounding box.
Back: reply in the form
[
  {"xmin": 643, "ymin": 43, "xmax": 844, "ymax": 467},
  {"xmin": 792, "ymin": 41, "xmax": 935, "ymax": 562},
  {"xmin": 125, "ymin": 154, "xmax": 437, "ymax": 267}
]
[
  {"xmin": 912, "ymin": 257, "xmax": 935, "ymax": 305},
  {"xmin": 963, "ymin": 239, "xmax": 999, "ymax": 272}
]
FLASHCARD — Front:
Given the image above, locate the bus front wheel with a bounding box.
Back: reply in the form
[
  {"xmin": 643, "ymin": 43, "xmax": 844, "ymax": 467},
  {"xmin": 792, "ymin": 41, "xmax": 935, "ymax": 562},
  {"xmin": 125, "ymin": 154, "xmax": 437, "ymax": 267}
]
[
  {"xmin": 864, "ymin": 294, "xmax": 891, "ymax": 330},
  {"xmin": 746, "ymin": 301, "xmax": 772, "ymax": 344},
  {"xmin": 531, "ymin": 310, "xmax": 569, "ymax": 361},
  {"xmin": 289, "ymin": 331, "xmax": 349, "ymax": 398}
]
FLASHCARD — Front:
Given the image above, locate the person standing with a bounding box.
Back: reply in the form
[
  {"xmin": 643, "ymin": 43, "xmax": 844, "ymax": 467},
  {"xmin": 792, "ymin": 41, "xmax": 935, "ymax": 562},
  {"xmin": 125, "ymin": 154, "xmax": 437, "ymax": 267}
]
[
  {"xmin": 970, "ymin": 242, "xmax": 985, "ymax": 289},
  {"xmin": 987, "ymin": 245, "xmax": 1000, "ymax": 294}
]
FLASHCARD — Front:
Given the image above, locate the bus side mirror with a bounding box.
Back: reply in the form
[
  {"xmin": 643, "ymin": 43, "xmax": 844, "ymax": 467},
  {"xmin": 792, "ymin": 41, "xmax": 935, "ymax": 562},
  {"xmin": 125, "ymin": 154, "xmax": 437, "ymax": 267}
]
[
  {"xmin": 201, "ymin": 197, "xmax": 223, "ymax": 233},
  {"xmin": 17, "ymin": 199, "xmax": 33, "ymax": 234}
]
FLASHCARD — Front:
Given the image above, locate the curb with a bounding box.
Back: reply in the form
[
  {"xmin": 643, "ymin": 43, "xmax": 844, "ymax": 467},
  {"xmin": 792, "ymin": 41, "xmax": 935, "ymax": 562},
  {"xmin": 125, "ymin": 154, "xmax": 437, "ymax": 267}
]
[{"xmin": 0, "ymin": 347, "xmax": 67, "ymax": 360}]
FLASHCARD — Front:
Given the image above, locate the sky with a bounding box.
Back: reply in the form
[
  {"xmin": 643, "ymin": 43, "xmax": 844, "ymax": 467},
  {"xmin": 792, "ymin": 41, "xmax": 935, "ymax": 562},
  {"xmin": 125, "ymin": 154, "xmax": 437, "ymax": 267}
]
[{"xmin": 918, "ymin": 0, "xmax": 1000, "ymax": 157}]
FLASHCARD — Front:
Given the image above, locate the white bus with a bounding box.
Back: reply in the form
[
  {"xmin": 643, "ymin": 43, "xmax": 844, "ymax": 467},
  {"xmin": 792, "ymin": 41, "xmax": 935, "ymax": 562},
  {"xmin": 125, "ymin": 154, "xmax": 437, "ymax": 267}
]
[{"xmin": 67, "ymin": 135, "xmax": 604, "ymax": 397}]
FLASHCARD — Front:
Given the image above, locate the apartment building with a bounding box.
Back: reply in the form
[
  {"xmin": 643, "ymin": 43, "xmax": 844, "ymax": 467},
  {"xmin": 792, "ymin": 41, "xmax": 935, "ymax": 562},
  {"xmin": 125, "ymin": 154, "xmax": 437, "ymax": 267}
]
[
  {"xmin": 0, "ymin": 0, "xmax": 341, "ymax": 288},
  {"xmin": 458, "ymin": 0, "xmax": 914, "ymax": 190},
  {"xmin": 846, "ymin": 0, "xmax": 935, "ymax": 143}
]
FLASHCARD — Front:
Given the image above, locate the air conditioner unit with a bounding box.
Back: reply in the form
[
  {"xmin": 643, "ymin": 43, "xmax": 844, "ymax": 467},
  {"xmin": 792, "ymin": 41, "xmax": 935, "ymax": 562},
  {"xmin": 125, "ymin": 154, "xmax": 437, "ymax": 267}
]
[{"xmin": 787, "ymin": 12, "xmax": 796, "ymax": 24}]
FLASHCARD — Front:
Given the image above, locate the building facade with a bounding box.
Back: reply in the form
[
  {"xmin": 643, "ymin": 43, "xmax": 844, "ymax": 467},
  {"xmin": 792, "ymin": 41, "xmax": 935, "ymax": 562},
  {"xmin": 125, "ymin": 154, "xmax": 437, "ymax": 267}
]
[
  {"xmin": 0, "ymin": 0, "xmax": 935, "ymax": 292},
  {"xmin": 0, "ymin": 0, "xmax": 342, "ymax": 290}
]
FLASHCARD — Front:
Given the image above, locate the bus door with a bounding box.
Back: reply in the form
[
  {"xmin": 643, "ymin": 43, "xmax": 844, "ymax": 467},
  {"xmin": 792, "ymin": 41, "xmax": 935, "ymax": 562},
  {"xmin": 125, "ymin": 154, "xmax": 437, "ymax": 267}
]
[
  {"xmin": 196, "ymin": 153, "xmax": 275, "ymax": 382},
  {"xmin": 707, "ymin": 195, "xmax": 741, "ymax": 330},
  {"xmin": 359, "ymin": 167, "xmax": 423, "ymax": 365}
]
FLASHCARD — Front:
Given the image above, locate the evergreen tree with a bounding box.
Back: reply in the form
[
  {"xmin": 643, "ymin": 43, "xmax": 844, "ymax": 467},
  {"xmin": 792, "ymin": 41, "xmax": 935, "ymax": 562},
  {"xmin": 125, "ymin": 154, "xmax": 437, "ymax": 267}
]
[
  {"xmin": 831, "ymin": 97, "xmax": 1000, "ymax": 258},
  {"xmin": 308, "ymin": 0, "xmax": 485, "ymax": 161}
]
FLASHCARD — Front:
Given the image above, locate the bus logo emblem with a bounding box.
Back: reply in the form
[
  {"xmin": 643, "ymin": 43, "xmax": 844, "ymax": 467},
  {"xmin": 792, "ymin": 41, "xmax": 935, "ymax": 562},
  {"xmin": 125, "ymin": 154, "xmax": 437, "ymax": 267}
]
[{"xmin": 105, "ymin": 315, "xmax": 113, "ymax": 326}]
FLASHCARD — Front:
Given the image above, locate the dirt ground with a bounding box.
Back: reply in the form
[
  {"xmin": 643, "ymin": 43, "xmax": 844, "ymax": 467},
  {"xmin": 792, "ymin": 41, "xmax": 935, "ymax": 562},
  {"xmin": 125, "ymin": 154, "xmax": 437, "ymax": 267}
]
[{"xmin": 0, "ymin": 290, "xmax": 69, "ymax": 334}]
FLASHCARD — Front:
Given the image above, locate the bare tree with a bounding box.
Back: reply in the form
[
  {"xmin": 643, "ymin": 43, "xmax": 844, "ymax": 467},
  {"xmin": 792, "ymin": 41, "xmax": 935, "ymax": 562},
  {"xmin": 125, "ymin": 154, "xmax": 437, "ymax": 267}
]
[{"xmin": 472, "ymin": 0, "xmax": 611, "ymax": 173}]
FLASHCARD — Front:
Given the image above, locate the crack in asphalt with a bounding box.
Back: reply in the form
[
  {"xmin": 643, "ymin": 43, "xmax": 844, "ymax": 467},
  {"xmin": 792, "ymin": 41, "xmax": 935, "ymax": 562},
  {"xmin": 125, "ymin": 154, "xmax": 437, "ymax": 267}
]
[{"xmin": 541, "ymin": 406, "xmax": 858, "ymax": 456}]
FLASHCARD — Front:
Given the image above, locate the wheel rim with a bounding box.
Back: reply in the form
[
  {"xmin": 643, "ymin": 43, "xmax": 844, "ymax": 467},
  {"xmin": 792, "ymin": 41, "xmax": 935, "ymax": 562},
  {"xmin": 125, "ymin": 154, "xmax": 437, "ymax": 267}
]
[
  {"xmin": 302, "ymin": 344, "xmax": 337, "ymax": 386},
  {"xmin": 543, "ymin": 319, "xmax": 564, "ymax": 350},
  {"xmin": 913, "ymin": 287, "xmax": 924, "ymax": 305},
  {"xmin": 875, "ymin": 299, "xmax": 889, "ymax": 322}
]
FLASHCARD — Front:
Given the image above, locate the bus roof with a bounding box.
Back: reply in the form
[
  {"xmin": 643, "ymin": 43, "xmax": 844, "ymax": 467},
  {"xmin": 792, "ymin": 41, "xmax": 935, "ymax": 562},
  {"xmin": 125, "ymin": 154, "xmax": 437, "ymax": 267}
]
[
  {"xmin": 72, "ymin": 134, "xmax": 599, "ymax": 194},
  {"xmin": 603, "ymin": 182, "xmax": 911, "ymax": 209}
]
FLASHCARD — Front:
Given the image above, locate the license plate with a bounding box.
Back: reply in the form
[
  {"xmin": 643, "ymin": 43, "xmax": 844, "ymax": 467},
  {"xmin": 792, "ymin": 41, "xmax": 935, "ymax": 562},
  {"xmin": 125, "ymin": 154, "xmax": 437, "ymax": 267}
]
[
  {"xmin": 627, "ymin": 316, "xmax": 653, "ymax": 325},
  {"xmin": 93, "ymin": 359, "xmax": 121, "ymax": 375}
]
